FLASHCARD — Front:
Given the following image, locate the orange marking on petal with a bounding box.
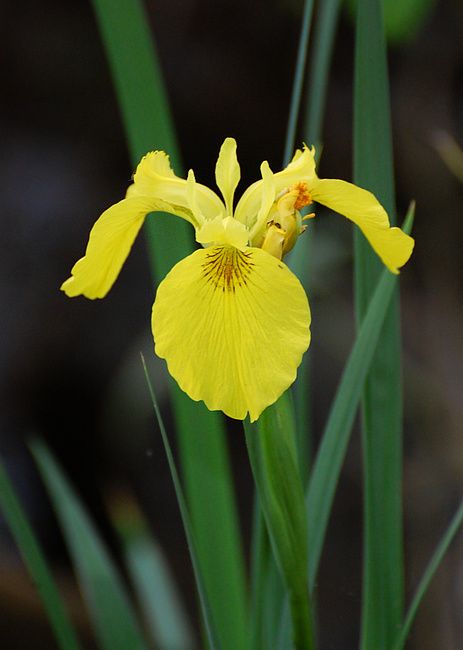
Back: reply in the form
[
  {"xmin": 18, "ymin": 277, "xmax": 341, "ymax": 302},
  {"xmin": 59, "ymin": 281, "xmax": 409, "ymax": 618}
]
[{"xmin": 291, "ymin": 182, "xmax": 312, "ymax": 210}]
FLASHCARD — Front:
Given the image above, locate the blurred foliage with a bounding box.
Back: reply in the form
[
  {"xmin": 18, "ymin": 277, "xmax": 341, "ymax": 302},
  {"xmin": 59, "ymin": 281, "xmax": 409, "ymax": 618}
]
[{"xmin": 347, "ymin": 0, "xmax": 436, "ymax": 44}]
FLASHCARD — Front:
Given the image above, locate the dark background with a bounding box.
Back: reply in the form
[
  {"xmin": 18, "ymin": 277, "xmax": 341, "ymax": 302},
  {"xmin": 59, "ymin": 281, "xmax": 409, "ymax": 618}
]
[{"xmin": 1, "ymin": 0, "xmax": 463, "ymax": 648}]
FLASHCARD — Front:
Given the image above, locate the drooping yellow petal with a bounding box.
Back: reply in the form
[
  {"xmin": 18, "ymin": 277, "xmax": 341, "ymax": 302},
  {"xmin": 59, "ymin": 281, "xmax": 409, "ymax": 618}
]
[
  {"xmin": 152, "ymin": 245, "xmax": 311, "ymax": 422},
  {"xmin": 234, "ymin": 145, "xmax": 316, "ymax": 230},
  {"xmin": 61, "ymin": 195, "xmax": 159, "ymax": 299},
  {"xmin": 130, "ymin": 150, "xmax": 225, "ymax": 226},
  {"xmin": 310, "ymin": 178, "xmax": 414, "ymax": 273},
  {"xmin": 215, "ymin": 137, "xmax": 240, "ymax": 215}
]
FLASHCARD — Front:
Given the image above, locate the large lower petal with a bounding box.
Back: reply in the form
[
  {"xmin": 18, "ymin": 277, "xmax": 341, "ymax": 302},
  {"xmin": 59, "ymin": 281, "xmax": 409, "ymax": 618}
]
[
  {"xmin": 61, "ymin": 195, "xmax": 160, "ymax": 299},
  {"xmin": 311, "ymin": 178, "xmax": 414, "ymax": 273},
  {"xmin": 152, "ymin": 246, "xmax": 311, "ymax": 421}
]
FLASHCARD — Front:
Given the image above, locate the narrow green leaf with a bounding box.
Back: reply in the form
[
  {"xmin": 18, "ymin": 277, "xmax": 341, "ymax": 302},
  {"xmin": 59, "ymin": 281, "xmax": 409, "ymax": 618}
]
[
  {"xmin": 110, "ymin": 499, "xmax": 195, "ymax": 650},
  {"xmin": 141, "ymin": 355, "xmax": 220, "ymax": 650},
  {"xmin": 305, "ymin": 205, "xmax": 414, "ymax": 590},
  {"xmin": 245, "ymin": 392, "xmax": 314, "ymax": 650},
  {"xmin": 91, "ymin": 4, "xmax": 249, "ymax": 648},
  {"xmin": 30, "ymin": 439, "xmax": 148, "ymax": 650},
  {"xmin": 290, "ymin": 0, "xmax": 343, "ymax": 474},
  {"xmin": 283, "ymin": 0, "xmax": 315, "ymax": 165},
  {"xmin": 354, "ymin": 1, "xmax": 404, "ymax": 647},
  {"xmin": 0, "ymin": 456, "xmax": 82, "ymax": 650},
  {"xmin": 91, "ymin": 0, "xmax": 191, "ymax": 280},
  {"xmin": 393, "ymin": 499, "xmax": 463, "ymax": 650},
  {"xmin": 304, "ymin": 0, "xmax": 342, "ymax": 147}
]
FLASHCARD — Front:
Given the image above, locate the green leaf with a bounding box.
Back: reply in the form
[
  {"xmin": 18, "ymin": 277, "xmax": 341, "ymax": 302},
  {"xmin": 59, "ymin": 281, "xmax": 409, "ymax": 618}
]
[
  {"xmin": 304, "ymin": 0, "xmax": 342, "ymax": 147},
  {"xmin": 305, "ymin": 206, "xmax": 414, "ymax": 589},
  {"xmin": 244, "ymin": 392, "xmax": 314, "ymax": 650},
  {"xmin": 354, "ymin": 1, "xmax": 405, "ymax": 647},
  {"xmin": 91, "ymin": 3, "xmax": 249, "ymax": 648},
  {"xmin": 283, "ymin": 0, "xmax": 315, "ymax": 166},
  {"xmin": 393, "ymin": 499, "xmax": 463, "ymax": 650},
  {"xmin": 290, "ymin": 0, "xmax": 343, "ymax": 474},
  {"xmin": 141, "ymin": 355, "xmax": 220, "ymax": 650},
  {"xmin": 30, "ymin": 440, "xmax": 148, "ymax": 650},
  {"xmin": 0, "ymin": 456, "xmax": 82, "ymax": 650}
]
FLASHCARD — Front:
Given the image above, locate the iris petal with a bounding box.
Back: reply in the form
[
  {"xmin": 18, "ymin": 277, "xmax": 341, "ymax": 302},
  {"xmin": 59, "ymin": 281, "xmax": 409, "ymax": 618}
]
[
  {"xmin": 215, "ymin": 137, "xmax": 241, "ymax": 215},
  {"xmin": 131, "ymin": 150, "xmax": 225, "ymax": 225},
  {"xmin": 311, "ymin": 178, "xmax": 414, "ymax": 273},
  {"xmin": 234, "ymin": 145, "xmax": 316, "ymax": 230},
  {"xmin": 61, "ymin": 195, "xmax": 159, "ymax": 299},
  {"xmin": 152, "ymin": 245, "xmax": 311, "ymax": 421}
]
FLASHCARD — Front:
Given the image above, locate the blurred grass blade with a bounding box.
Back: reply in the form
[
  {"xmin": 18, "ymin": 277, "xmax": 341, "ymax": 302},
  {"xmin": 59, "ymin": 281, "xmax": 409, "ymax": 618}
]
[
  {"xmin": 0, "ymin": 456, "xmax": 82, "ymax": 650},
  {"xmin": 92, "ymin": 3, "xmax": 249, "ymax": 648},
  {"xmin": 92, "ymin": 0, "xmax": 190, "ymax": 279},
  {"xmin": 283, "ymin": 0, "xmax": 314, "ymax": 476},
  {"xmin": 306, "ymin": 205, "xmax": 414, "ymax": 589},
  {"xmin": 141, "ymin": 355, "xmax": 219, "ymax": 650},
  {"xmin": 244, "ymin": 392, "xmax": 314, "ymax": 650},
  {"xmin": 109, "ymin": 496, "xmax": 195, "ymax": 650},
  {"xmin": 354, "ymin": 1, "xmax": 404, "ymax": 648},
  {"xmin": 304, "ymin": 0, "xmax": 342, "ymax": 146},
  {"xmin": 290, "ymin": 0, "xmax": 342, "ymax": 472},
  {"xmin": 393, "ymin": 499, "xmax": 463, "ymax": 650},
  {"xmin": 30, "ymin": 439, "xmax": 148, "ymax": 650},
  {"xmin": 283, "ymin": 0, "xmax": 314, "ymax": 165}
]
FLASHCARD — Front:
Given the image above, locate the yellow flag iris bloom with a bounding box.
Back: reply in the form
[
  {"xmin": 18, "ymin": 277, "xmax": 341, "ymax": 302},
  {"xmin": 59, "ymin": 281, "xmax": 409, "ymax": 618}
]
[{"xmin": 61, "ymin": 138, "xmax": 414, "ymax": 421}]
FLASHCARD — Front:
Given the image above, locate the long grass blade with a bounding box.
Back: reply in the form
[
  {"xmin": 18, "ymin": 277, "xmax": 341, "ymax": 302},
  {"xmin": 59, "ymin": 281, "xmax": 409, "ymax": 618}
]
[
  {"xmin": 30, "ymin": 439, "xmax": 148, "ymax": 650},
  {"xmin": 306, "ymin": 207, "xmax": 414, "ymax": 588},
  {"xmin": 393, "ymin": 499, "xmax": 463, "ymax": 650},
  {"xmin": 283, "ymin": 0, "xmax": 314, "ymax": 165},
  {"xmin": 91, "ymin": 3, "xmax": 249, "ymax": 647},
  {"xmin": 0, "ymin": 456, "xmax": 82, "ymax": 650},
  {"xmin": 303, "ymin": 0, "xmax": 342, "ymax": 146},
  {"xmin": 290, "ymin": 0, "xmax": 343, "ymax": 474},
  {"xmin": 141, "ymin": 355, "xmax": 220, "ymax": 650},
  {"xmin": 109, "ymin": 497, "xmax": 195, "ymax": 650},
  {"xmin": 354, "ymin": 1, "xmax": 404, "ymax": 647}
]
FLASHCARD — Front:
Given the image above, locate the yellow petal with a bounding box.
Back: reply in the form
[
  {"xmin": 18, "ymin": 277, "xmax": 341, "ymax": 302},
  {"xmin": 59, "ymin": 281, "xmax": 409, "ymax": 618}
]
[
  {"xmin": 310, "ymin": 178, "xmax": 414, "ymax": 273},
  {"xmin": 152, "ymin": 246, "xmax": 311, "ymax": 421},
  {"xmin": 215, "ymin": 137, "xmax": 240, "ymax": 215},
  {"xmin": 61, "ymin": 195, "xmax": 159, "ymax": 299},
  {"xmin": 234, "ymin": 145, "xmax": 316, "ymax": 230},
  {"xmin": 196, "ymin": 215, "xmax": 249, "ymax": 250},
  {"xmin": 131, "ymin": 150, "xmax": 225, "ymax": 226}
]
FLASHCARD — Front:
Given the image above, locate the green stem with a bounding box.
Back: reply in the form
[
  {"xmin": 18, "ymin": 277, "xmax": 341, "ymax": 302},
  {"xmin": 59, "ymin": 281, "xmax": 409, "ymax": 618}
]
[{"xmin": 244, "ymin": 394, "xmax": 314, "ymax": 650}]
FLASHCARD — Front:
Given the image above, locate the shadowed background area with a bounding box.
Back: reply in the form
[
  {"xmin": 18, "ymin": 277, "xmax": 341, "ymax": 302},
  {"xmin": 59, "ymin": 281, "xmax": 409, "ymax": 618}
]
[{"xmin": 1, "ymin": 0, "xmax": 463, "ymax": 648}]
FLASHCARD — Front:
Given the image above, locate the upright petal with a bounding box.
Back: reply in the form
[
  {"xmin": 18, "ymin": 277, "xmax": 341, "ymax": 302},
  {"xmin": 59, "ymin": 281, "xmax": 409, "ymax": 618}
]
[
  {"xmin": 234, "ymin": 145, "xmax": 316, "ymax": 230},
  {"xmin": 152, "ymin": 246, "xmax": 311, "ymax": 421},
  {"xmin": 61, "ymin": 195, "xmax": 160, "ymax": 299},
  {"xmin": 215, "ymin": 138, "xmax": 241, "ymax": 215},
  {"xmin": 131, "ymin": 150, "xmax": 225, "ymax": 225},
  {"xmin": 311, "ymin": 178, "xmax": 414, "ymax": 273}
]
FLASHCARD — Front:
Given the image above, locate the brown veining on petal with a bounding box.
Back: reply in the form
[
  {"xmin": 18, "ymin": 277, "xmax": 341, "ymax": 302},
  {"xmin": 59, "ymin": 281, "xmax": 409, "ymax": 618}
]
[{"xmin": 201, "ymin": 246, "xmax": 254, "ymax": 292}]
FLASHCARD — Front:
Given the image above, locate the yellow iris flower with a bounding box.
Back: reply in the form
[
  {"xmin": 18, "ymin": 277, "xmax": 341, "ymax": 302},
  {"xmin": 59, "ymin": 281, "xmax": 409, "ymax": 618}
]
[{"xmin": 61, "ymin": 138, "xmax": 414, "ymax": 421}]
